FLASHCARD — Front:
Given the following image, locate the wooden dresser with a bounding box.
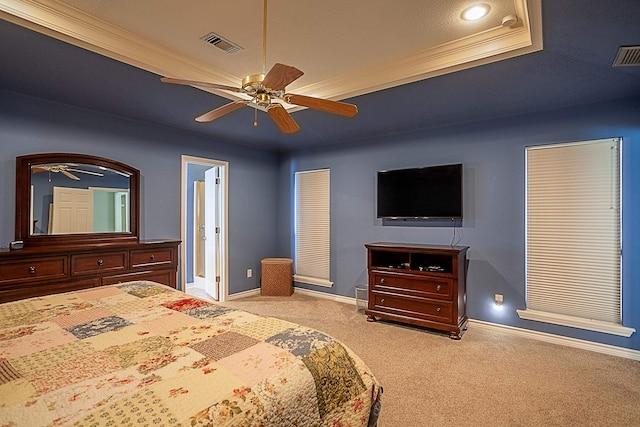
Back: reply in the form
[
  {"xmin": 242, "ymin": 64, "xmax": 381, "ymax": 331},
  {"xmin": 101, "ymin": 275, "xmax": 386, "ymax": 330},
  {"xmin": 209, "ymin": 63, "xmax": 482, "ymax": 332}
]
[
  {"xmin": 365, "ymin": 242, "xmax": 469, "ymax": 339},
  {"xmin": 0, "ymin": 240, "xmax": 180, "ymax": 303}
]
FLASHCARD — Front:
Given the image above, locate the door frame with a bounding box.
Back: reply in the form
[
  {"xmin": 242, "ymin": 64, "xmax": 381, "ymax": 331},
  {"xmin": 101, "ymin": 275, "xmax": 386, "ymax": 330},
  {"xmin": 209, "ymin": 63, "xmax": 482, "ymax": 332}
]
[{"xmin": 180, "ymin": 155, "xmax": 229, "ymax": 301}]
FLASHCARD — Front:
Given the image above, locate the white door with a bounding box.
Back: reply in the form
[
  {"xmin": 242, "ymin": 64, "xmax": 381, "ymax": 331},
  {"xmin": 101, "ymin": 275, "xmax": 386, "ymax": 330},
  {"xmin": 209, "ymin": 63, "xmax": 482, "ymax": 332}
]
[
  {"xmin": 51, "ymin": 187, "xmax": 93, "ymax": 234},
  {"xmin": 204, "ymin": 167, "xmax": 222, "ymax": 300},
  {"xmin": 193, "ymin": 180, "xmax": 206, "ymax": 287},
  {"xmin": 114, "ymin": 191, "xmax": 129, "ymax": 232}
]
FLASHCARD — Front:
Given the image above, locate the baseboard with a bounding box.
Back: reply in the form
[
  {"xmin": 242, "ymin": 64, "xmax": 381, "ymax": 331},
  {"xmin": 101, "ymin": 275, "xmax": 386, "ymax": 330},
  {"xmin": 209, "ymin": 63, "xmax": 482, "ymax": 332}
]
[
  {"xmin": 291, "ymin": 287, "xmax": 356, "ymax": 305},
  {"xmin": 228, "ymin": 286, "xmax": 357, "ymax": 305},
  {"xmin": 225, "ymin": 288, "xmax": 640, "ymax": 361},
  {"xmin": 469, "ymin": 319, "xmax": 640, "ymax": 361},
  {"xmin": 228, "ymin": 288, "xmax": 261, "ymax": 300}
]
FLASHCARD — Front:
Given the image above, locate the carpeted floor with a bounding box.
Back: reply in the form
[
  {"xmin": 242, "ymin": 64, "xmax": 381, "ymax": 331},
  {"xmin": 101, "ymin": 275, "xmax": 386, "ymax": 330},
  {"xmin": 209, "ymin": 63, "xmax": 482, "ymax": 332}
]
[{"xmin": 188, "ymin": 287, "xmax": 640, "ymax": 426}]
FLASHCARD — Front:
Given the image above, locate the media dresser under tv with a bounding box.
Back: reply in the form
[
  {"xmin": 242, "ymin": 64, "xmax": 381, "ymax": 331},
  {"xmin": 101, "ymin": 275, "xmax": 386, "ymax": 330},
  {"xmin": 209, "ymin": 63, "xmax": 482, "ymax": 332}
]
[{"xmin": 365, "ymin": 242, "xmax": 469, "ymax": 339}]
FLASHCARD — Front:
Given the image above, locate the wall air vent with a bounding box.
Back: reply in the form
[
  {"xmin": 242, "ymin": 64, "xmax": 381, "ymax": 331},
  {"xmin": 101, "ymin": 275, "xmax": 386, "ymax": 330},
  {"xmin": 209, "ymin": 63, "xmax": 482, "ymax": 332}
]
[
  {"xmin": 612, "ymin": 46, "xmax": 640, "ymax": 67},
  {"xmin": 201, "ymin": 32, "xmax": 243, "ymax": 54}
]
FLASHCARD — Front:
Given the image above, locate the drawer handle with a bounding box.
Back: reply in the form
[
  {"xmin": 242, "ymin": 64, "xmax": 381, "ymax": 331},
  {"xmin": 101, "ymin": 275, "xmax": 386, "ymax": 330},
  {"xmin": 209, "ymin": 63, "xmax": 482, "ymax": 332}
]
[
  {"xmin": 436, "ymin": 307, "xmax": 441, "ymax": 313},
  {"xmin": 380, "ymin": 298, "xmax": 385, "ymax": 303},
  {"xmin": 436, "ymin": 284, "xmax": 442, "ymax": 291},
  {"xmin": 150, "ymin": 255, "xmax": 155, "ymax": 261},
  {"xmin": 97, "ymin": 259, "xmax": 104, "ymax": 266},
  {"xmin": 380, "ymin": 278, "xmax": 385, "ymax": 284},
  {"xmin": 28, "ymin": 266, "xmax": 36, "ymax": 274}
]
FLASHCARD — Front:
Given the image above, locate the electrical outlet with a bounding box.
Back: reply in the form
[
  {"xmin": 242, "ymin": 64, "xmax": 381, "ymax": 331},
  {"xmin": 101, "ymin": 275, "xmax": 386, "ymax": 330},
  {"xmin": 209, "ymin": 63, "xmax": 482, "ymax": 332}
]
[{"xmin": 247, "ymin": 268, "xmax": 252, "ymax": 278}]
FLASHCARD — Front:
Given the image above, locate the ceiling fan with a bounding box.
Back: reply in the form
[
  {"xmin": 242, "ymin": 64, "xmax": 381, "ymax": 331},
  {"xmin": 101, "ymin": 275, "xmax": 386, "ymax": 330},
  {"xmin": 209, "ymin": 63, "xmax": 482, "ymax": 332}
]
[
  {"xmin": 32, "ymin": 164, "xmax": 104, "ymax": 181},
  {"xmin": 160, "ymin": 0, "xmax": 358, "ymax": 134}
]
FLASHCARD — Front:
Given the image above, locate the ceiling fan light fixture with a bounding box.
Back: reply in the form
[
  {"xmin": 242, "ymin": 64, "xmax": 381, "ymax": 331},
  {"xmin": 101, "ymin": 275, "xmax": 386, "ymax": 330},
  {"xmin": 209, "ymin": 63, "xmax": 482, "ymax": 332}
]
[
  {"xmin": 242, "ymin": 73, "xmax": 265, "ymax": 93},
  {"xmin": 461, "ymin": 4, "xmax": 491, "ymax": 21},
  {"xmin": 255, "ymin": 93, "xmax": 271, "ymax": 107}
]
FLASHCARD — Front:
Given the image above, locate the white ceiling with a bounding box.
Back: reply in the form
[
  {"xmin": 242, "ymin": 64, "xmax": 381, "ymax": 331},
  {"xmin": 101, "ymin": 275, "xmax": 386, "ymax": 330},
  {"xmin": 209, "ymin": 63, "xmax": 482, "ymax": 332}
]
[{"xmin": 0, "ymin": 0, "xmax": 541, "ymax": 106}]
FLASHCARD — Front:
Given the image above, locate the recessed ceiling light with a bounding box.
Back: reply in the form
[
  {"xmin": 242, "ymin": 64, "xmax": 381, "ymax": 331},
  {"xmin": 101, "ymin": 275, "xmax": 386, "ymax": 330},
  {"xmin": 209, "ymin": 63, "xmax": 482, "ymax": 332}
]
[{"xmin": 461, "ymin": 4, "xmax": 491, "ymax": 21}]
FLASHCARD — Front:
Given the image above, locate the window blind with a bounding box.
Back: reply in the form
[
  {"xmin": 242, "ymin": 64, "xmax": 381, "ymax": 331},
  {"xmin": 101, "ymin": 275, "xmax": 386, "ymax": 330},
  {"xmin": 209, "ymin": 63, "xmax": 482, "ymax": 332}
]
[
  {"xmin": 294, "ymin": 169, "xmax": 332, "ymax": 287},
  {"xmin": 519, "ymin": 138, "xmax": 633, "ymax": 336}
]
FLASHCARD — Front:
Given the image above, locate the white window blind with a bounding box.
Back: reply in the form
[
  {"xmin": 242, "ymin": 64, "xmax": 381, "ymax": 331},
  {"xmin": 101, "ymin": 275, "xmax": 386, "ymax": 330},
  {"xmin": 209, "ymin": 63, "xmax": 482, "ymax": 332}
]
[
  {"xmin": 294, "ymin": 169, "xmax": 332, "ymax": 287},
  {"xmin": 518, "ymin": 138, "xmax": 634, "ymax": 337}
]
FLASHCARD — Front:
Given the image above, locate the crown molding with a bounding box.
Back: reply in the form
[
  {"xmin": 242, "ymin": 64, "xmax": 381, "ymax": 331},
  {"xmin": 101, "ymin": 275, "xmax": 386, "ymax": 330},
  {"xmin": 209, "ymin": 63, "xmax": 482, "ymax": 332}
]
[
  {"xmin": 0, "ymin": 0, "xmax": 542, "ymax": 106},
  {"xmin": 296, "ymin": 0, "xmax": 542, "ymax": 101},
  {"xmin": 0, "ymin": 0, "xmax": 240, "ymax": 96}
]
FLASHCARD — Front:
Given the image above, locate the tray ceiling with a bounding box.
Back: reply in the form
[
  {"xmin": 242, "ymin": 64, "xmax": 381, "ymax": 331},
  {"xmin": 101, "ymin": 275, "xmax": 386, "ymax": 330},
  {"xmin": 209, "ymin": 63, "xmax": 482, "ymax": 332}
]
[{"xmin": 0, "ymin": 0, "xmax": 541, "ymax": 106}]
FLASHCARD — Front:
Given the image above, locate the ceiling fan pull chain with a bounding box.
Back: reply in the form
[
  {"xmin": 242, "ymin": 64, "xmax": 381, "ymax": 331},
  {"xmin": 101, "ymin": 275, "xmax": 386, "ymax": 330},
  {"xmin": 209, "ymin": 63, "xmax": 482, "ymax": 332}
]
[{"xmin": 254, "ymin": 107, "xmax": 259, "ymax": 127}]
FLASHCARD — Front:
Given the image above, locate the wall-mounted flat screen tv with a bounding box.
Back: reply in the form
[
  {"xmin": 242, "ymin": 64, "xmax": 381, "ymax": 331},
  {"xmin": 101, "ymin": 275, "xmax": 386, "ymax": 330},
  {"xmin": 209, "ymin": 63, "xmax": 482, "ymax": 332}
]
[{"xmin": 377, "ymin": 163, "xmax": 463, "ymax": 219}]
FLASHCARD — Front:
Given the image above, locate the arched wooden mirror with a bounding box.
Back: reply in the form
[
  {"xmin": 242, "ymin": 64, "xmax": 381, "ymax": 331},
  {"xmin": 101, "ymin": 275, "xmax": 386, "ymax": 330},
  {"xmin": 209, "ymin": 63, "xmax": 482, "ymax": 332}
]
[{"xmin": 15, "ymin": 153, "xmax": 140, "ymax": 247}]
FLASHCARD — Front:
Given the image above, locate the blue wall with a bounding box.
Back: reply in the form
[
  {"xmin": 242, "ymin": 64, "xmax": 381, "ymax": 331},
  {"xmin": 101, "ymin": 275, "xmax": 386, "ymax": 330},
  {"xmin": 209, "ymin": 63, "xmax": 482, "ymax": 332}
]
[
  {"xmin": 279, "ymin": 98, "xmax": 640, "ymax": 350},
  {"xmin": 0, "ymin": 90, "xmax": 279, "ymax": 293},
  {"xmin": 2, "ymin": 88, "xmax": 639, "ymax": 350}
]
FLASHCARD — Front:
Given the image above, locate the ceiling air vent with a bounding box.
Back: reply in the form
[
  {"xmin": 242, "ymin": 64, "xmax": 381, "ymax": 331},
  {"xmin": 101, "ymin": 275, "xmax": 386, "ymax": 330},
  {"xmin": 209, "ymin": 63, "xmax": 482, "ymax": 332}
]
[
  {"xmin": 201, "ymin": 32, "xmax": 243, "ymax": 54},
  {"xmin": 612, "ymin": 45, "xmax": 640, "ymax": 67}
]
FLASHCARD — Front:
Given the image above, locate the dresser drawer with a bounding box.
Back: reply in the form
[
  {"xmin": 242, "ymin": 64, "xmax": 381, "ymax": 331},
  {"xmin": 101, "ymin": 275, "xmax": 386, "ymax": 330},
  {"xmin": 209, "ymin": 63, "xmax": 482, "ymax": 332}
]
[
  {"xmin": 130, "ymin": 247, "xmax": 174, "ymax": 269},
  {"xmin": 0, "ymin": 278, "xmax": 99, "ymax": 304},
  {"xmin": 370, "ymin": 291, "xmax": 453, "ymax": 323},
  {"xmin": 0, "ymin": 256, "xmax": 67, "ymax": 285},
  {"xmin": 102, "ymin": 269, "xmax": 176, "ymax": 288},
  {"xmin": 71, "ymin": 252, "xmax": 127, "ymax": 276},
  {"xmin": 371, "ymin": 272, "xmax": 452, "ymax": 300}
]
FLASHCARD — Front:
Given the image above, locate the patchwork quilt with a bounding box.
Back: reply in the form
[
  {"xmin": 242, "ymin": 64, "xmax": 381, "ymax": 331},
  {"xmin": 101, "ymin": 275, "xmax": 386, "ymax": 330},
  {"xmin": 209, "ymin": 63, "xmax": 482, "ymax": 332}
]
[{"xmin": 0, "ymin": 281, "xmax": 381, "ymax": 427}]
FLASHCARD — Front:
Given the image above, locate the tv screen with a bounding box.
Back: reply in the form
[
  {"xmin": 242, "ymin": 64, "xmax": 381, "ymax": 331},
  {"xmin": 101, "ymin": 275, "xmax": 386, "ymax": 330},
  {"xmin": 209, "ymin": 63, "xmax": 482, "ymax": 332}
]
[{"xmin": 377, "ymin": 163, "xmax": 463, "ymax": 219}]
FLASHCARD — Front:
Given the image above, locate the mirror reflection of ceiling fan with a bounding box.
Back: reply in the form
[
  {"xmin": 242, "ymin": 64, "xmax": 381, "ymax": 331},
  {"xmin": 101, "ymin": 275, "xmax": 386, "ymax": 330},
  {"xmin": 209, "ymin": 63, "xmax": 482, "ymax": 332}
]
[
  {"xmin": 160, "ymin": 0, "xmax": 358, "ymax": 134},
  {"xmin": 32, "ymin": 164, "xmax": 104, "ymax": 181}
]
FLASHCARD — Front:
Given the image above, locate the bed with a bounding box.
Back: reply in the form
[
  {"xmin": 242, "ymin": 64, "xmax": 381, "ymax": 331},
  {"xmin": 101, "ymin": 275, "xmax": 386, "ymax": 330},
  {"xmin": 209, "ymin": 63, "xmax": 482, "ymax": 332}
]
[{"xmin": 0, "ymin": 281, "xmax": 382, "ymax": 426}]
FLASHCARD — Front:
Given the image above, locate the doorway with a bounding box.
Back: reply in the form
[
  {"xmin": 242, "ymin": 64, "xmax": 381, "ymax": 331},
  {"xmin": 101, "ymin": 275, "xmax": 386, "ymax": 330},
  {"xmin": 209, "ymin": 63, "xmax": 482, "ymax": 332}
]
[{"xmin": 181, "ymin": 155, "xmax": 228, "ymax": 301}]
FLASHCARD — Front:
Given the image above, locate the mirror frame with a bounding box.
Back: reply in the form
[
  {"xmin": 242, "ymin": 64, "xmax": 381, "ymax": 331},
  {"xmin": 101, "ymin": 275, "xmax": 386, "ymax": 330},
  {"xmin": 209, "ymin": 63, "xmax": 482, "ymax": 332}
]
[{"xmin": 15, "ymin": 153, "xmax": 140, "ymax": 247}]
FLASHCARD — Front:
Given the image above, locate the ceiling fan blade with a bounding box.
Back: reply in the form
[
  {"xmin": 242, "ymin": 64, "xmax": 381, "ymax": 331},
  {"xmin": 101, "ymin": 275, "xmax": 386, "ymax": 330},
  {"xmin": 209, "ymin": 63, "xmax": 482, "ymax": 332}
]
[
  {"xmin": 262, "ymin": 63, "xmax": 304, "ymax": 91},
  {"xmin": 161, "ymin": 77, "xmax": 242, "ymax": 93},
  {"xmin": 61, "ymin": 170, "xmax": 80, "ymax": 180},
  {"xmin": 283, "ymin": 94, "xmax": 358, "ymax": 117},
  {"xmin": 67, "ymin": 168, "xmax": 104, "ymax": 177},
  {"xmin": 32, "ymin": 167, "xmax": 47, "ymax": 173},
  {"xmin": 267, "ymin": 103, "xmax": 300, "ymax": 134},
  {"xmin": 195, "ymin": 100, "xmax": 248, "ymax": 122}
]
